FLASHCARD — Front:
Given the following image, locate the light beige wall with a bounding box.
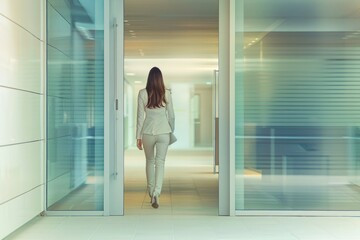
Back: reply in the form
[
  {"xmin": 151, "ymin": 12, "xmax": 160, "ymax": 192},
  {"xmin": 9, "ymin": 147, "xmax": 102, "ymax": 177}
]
[{"xmin": 0, "ymin": 0, "xmax": 45, "ymax": 238}]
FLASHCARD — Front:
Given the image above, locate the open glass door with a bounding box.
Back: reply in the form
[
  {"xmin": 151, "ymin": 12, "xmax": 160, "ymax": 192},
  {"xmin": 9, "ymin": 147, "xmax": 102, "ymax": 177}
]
[
  {"xmin": 46, "ymin": 0, "xmax": 124, "ymax": 215},
  {"xmin": 46, "ymin": 0, "xmax": 105, "ymax": 213}
]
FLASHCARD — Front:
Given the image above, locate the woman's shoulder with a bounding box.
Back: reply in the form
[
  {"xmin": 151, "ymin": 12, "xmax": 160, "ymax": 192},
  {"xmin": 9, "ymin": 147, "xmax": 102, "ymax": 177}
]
[
  {"xmin": 138, "ymin": 89, "xmax": 148, "ymax": 102},
  {"xmin": 139, "ymin": 88, "xmax": 147, "ymax": 96}
]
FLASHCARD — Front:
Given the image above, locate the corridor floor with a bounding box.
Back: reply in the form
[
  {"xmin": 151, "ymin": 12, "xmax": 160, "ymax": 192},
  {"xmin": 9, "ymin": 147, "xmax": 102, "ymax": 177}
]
[
  {"xmin": 124, "ymin": 149, "xmax": 218, "ymax": 216},
  {"xmin": 5, "ymin": 150, "xmax": 360, "ymax": 239}
]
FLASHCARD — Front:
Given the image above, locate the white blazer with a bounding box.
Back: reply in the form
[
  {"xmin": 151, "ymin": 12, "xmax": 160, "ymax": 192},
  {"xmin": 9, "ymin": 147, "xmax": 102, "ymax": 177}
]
[{"xmin": 136, "ymin": 88, "xmax": 175, "ymax": 139}]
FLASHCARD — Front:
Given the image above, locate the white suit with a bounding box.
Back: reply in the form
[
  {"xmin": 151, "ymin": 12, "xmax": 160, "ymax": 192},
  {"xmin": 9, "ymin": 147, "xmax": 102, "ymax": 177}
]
[{"xmin": 136, "ymin": 88, "xmax": 175, "ymax": 197}]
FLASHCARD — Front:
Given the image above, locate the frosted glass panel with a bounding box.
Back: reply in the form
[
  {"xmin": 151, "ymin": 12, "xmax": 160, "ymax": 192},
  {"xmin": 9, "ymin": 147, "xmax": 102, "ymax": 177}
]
[
  {"xmin": 235, "ymin": 0, "xmax": 360, "ymax": 211},
  {"xmin": 46, "ymin": 1, "xmax": 104, "ymax": 211}
]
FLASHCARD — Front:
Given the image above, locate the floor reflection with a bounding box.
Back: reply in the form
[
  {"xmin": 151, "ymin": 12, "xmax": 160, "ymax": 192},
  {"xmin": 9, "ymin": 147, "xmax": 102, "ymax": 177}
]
[{"xmin": 125, "ymin": 149, "xmax": 218, "ymax": 215}]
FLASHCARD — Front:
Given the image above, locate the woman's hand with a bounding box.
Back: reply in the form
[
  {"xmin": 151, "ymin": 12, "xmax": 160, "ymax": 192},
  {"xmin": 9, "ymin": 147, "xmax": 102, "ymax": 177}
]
[{"xmin": 137, "ymin": 139, "xmax": 143, "ymax": 150}]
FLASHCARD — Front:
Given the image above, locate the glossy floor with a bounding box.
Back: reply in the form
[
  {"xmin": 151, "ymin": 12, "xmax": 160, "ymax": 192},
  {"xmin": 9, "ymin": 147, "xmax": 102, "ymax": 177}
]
[
  {"xmin": 6, "ymin": 214, "xmax": 360, "ymax": 239},
  {"xmin": 124, "ymin": 149, "xmax": 218, "ymax": 215},
  {"xmin": 6, "ymin": 150, "xmax": 360, "ymax": 239}
]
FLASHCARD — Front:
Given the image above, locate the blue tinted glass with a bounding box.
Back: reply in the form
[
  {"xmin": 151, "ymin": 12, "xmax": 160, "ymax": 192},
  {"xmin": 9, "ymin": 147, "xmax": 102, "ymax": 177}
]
[
  {"xmin": 46, "ymin": 0, "xmax": 104, "ymax": 211},
  {"xmin": 235, "ymin": 0, "xmax": 360, "ymax": 211}
]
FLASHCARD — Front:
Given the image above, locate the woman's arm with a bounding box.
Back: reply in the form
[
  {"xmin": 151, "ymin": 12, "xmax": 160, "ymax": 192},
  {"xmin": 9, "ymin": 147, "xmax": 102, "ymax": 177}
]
[
  {"xmin": 136, "ymin": 90, "xmax": 145, "ymax": 140},
  {"xmin": 136, "ymin": 139, "xmax": 143, "ymax": 150},
  {"xmin": 166, "ymin": 90, "xmax": 175, "ymax": 132}
]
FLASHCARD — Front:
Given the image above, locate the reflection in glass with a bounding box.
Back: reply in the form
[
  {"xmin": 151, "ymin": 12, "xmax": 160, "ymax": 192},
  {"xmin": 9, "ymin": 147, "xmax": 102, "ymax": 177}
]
[
  {"xmin": 46, "ymin": 0, "xmax": 104, "ymax": 211},
  {"xmin": 235, "ymin": 0, "xmax": 360, "ymax": 211}
]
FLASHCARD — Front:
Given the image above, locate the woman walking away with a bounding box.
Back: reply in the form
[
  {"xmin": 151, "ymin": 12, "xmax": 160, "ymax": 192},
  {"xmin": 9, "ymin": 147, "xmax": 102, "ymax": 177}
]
[{"xmin": 136, "ymin": 66, "xmax": 175, "ymax": 209}]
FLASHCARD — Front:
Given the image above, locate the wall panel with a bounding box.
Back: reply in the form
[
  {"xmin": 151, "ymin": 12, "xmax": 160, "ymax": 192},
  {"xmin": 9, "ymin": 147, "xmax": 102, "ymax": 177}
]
[
  {"xmin": 0, "ymin": 187, "xmax": 43, "ymax": 240},
  {"xmin": 0, "ymin": 88, "xmax": 42, "ymax": 146},
  {"xmin": 0, "ymin": 15, "xmax": 42, "ymax": 94},
  {"xmin": 0, "ymin": 0, "xmax": 42, "ymax": 40},
  {"xmin": 0, "ymin": 0, "xmax": 44, "ymax": 238},
  {"xmin": 0, "ymin": 141, "xmax": 43, "ymax": 204}
]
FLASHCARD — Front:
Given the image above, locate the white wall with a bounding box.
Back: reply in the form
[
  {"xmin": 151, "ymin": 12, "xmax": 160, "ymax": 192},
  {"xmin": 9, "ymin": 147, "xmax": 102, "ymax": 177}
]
[
  {"xmin": 0, "ymin": 0, "xmax": 45, "ymax": 238},
  {"xmin": 193, "ymin": 85, "xmax": 213, "ymax": 147},
  {"xmin": 171, "ymin": 84, "xmax": 192, "ymax": 148}
]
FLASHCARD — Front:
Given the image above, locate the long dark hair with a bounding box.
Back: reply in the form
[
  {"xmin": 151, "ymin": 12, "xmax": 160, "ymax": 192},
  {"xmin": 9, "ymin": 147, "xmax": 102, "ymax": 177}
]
[{"xmin": 146, "ymin": 67, "xmax": 167, "ymax": 108}]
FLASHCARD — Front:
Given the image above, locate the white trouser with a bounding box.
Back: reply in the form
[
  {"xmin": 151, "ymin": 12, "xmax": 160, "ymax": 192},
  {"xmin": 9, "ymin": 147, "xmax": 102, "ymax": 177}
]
[{"xmin": 142, "ymin": 133, "xmax": 170, "ymax": 197}]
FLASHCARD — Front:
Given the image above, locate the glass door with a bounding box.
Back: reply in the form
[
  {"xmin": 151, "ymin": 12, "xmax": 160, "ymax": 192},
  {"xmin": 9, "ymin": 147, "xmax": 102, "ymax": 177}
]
[{"xmin": 46, "ymin": 0, "xmax": 105, "ymax": 212}]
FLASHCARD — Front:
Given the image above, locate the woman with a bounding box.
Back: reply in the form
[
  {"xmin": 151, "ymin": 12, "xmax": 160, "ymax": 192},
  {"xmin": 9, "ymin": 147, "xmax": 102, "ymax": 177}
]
[{"xmin": 136, "ymin": 66, "xmax": 175, "ymax": 209}]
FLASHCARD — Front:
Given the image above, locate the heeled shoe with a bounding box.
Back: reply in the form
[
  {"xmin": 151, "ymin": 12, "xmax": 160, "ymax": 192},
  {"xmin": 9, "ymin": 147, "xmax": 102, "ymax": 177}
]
[{"xmin": 151, "ymin": 195, "xmax": 159, "ymax": 209}]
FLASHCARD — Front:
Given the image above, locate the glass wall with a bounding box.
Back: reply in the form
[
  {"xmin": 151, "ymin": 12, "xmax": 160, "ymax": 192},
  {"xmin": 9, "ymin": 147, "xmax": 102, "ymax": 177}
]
[
  {"xmin": 235, "ymin": 0, "xmax": 360, "ymax": 211},
  {"xmin": 46, "ymin": 0, "xmax": 104, "ymax": 211}
]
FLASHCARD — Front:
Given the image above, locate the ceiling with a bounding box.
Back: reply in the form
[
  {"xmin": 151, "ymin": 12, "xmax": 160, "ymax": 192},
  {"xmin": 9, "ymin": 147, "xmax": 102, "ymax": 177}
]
[
  {"xmin": 124, "ymin": 0, "xmax": 219, "ymax": 85},
  {"xmin": 124, "ymin": 0, "xmax": 219, "ymax": 59},
  {"xmin": 123, "ymin": 0, "xmax": 360, "ymax": 85}
]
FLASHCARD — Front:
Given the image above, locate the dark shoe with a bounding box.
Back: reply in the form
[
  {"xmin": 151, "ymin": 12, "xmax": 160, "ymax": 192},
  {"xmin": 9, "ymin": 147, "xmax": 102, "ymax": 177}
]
[{"xmin": 151, "ymin": 195, "xmax": 159, "ymax": 209}]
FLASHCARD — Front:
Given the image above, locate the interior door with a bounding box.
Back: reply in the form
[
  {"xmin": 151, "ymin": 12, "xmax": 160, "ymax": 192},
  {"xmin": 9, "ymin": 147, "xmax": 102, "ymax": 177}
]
[{"xmin": 46, "ymin": 0, "xmax": 107, "ymax": 215}]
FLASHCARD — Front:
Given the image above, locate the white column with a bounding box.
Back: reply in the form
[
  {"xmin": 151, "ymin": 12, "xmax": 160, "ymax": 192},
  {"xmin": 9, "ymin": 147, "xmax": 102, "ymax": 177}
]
[
  {"xmin": 106, "ymin": 0, "xmax": 124, "ymax": 216},
  {"xmin": 218, "ymin": 0, "xmax": 236, "ymax": 216}
]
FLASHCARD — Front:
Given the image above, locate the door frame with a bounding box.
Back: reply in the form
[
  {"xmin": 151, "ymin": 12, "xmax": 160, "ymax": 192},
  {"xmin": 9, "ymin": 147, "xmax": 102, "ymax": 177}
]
[
  {"xmin": 218, "ymin": 0, "xmax": 235, "ymax": 216},
  {"xmin": 108, "ymin": 0, "xmax": 232, "ymax": 216},
  {"xmin": 106, "ymin": 0, "xmax": 124, "ymax": 216}
]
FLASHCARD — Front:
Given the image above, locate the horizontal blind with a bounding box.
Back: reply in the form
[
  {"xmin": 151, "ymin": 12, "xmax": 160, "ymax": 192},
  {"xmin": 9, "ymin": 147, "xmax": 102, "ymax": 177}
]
[
  {"xmin": 235, "ymin": 0, "xmax": 360, "ymax": 212},
  {"xmin": 46, "ymin": 1, "xmax": 104, "ymax": 211},
  {"xmin": 238, "ymin": 32, "xmax": 360, "ymax": 128}
]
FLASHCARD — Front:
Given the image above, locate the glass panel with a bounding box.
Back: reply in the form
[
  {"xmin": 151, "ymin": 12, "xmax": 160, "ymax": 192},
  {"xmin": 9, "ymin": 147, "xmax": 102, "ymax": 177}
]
[
  {"xmin": 46, "ymin": 0, "xmax": 104, "ymax": 211},
  {"xmin": 235, "ymin": 0, "xmax": 360, "ymax": 211}
]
